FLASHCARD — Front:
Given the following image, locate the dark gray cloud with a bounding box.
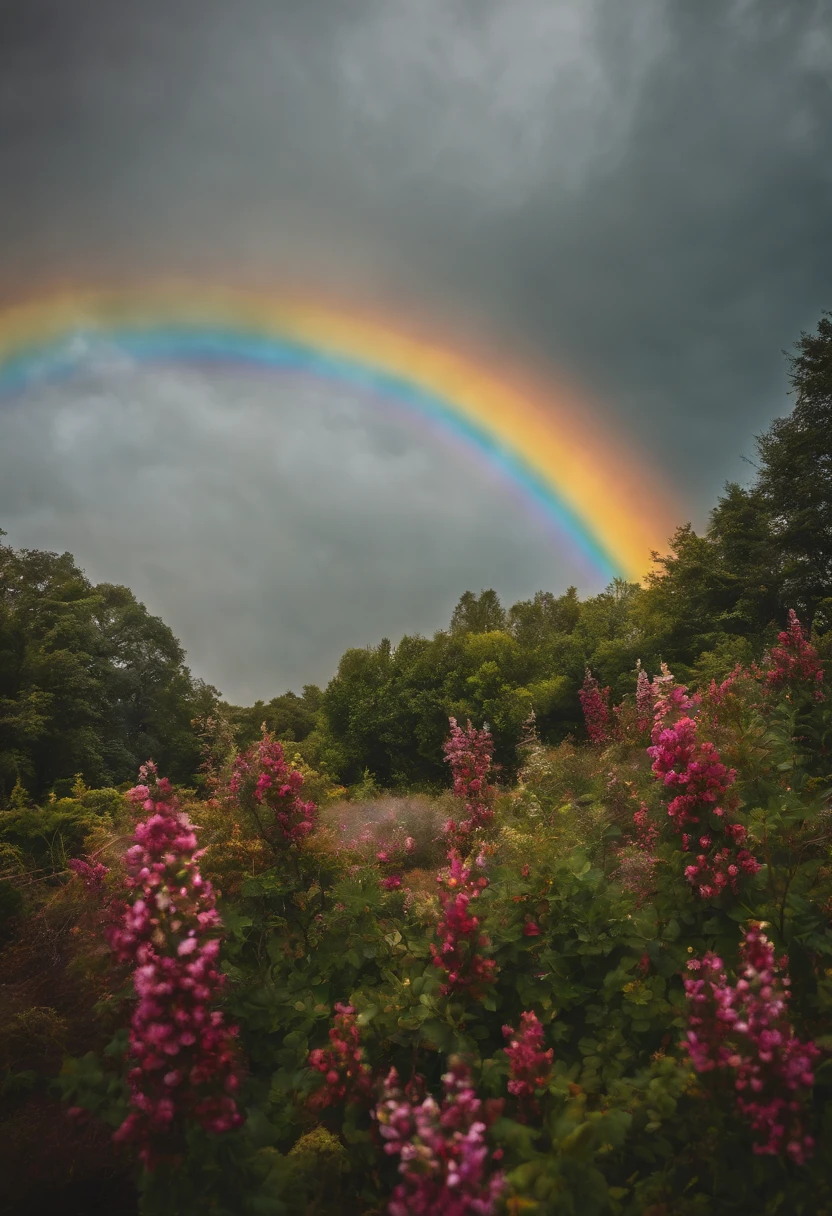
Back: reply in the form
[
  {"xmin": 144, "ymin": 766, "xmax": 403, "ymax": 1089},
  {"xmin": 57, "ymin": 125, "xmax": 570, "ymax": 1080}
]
[
  {"xmin": 0, "ymin": 0, "xmax": 830, "ymax": 697},
  {"xmin": 0, "ymin": 356, "xmax": 587, "ymax": 701}
]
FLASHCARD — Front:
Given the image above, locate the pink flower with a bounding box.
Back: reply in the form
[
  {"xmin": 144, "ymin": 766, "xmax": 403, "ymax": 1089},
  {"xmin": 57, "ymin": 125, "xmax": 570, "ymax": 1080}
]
[
  {"xmin": 684, "ymin": 925, "xmax": 819, "ymax": 1162},
  {"xmin": 228, "ymin": 733, "xmax": 317, "ymax": 847},
  {"xmin": 647, "ymin": 684, "xmax": 760, "ymax": 899},
  {"xmin": 68, "ymin": 857, "xmax": 109, "ymax": 891},
  {"xmin": 374, "ymin": 1059, "xmax": 505, "ymax": 1214},
  {"xmin": 579, "ymin": 669, "xmax": 612, "ymax": 744},
  {"xmin": 765, "ymin": 610, "xmax": 825, "ymax": 701},
  {"xmin": 502, "ymin": 1011, "xmax": 553, "ymax": 1115},
  {"xmin": 431, "ymin": 851, "xmax": 497, "ymax": 998},
  {"xmin": 443, "ymin": 718, "xmax": 495, "ymax": 849},
  {"xmin": 106, "ymin": 763, "xmax": 244, "ymax": 1167},
  {"xmin": 307, "ymin": 1003, "xmax": 372, "ymax": 1110},
  {"xmin": 522, "ymin": 921, "xmax": 541, "ymax": 937}
]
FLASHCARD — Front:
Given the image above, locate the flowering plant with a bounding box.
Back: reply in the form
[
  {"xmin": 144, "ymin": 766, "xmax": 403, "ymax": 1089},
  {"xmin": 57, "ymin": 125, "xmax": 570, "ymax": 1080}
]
[
  {"xmin": 374, "ymin": 1058, "xmax": 505, "ymax": 1216},
  {"xmin": 443, "ymin": 718, "xmax": 495, "ymax": 847},
  {"xmin": 685, "ymin": 924, "xmax": 820, "ymax": 1163},
  {"xmin": 228, "ymin": 731, "xmax": 316, "ymax": 849},
  {"xmin": 105, "ymin": 763, "xmax": 244, "ymax": 1167},
  {"xmin": 430, "ymin": 851, "xmax": 497, "ymax": 998}
]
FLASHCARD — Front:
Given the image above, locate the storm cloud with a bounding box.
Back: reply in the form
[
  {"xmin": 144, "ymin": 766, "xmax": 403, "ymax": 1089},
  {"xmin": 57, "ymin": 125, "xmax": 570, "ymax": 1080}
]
[{"xmin": 0, "ymin": 0, "xmax": 830, "ymax": 700}]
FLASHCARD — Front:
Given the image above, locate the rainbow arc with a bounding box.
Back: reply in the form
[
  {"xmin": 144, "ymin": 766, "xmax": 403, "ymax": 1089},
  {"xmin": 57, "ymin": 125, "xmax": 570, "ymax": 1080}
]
[{"xmin": 0, "ymin": 287, "xmax": 680, "ymax": 583}]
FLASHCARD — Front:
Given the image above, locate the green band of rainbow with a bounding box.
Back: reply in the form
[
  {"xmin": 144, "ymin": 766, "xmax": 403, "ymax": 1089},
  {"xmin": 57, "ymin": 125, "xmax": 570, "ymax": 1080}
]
[{"xmin": 0, "ymin": 289, "xmax": 679, "ymax": 583}]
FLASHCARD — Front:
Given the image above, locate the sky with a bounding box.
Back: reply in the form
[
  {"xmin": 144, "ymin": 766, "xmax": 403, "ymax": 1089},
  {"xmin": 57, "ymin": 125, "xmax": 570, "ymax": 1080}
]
[{"xmin": 0, "ymin": 0, "xmax": 830, "ymax": 703}]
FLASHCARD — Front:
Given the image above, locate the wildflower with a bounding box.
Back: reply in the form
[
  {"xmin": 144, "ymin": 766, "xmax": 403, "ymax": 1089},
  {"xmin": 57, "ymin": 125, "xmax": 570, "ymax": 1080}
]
[
  {"xmin": 107, "ymin": 763, "xmax": 244, "ymax": 1168},
  {"xmin": 522, "ymin": 921, "xmax": 541, "ymax": 937},
  {"xmin": 579, "ymin": 669, "xmax": 612, "ymax": 744},
  {"xmin": 765, "ymin": 610, "xmax": 825, "ymax": 701},
  {"xmin": 684, "ymin": 925, "xmax": 819, "ymax": 1162},
  {"xmin": 443, "ymin": 718, "xmax": 495, "ymax": 848},
  {"xmin": 228, "ymin": 731, "xmax": 316, "ymax": 847},
  {"xmin": 67, "ymin": 856, "xmax": 109, "ymax": 892},
  {"xmin": 648, "ymin": 686, "xmax": 760, "ymax": 899},
  {"xmin": 431, "ymin": 851, "xmax": 497, "ymax": 998},
  {"xmin": 308, "ymin": 1003, "xmax": 372, "ymax": 1109},
  {"xmin": 374, "ymin": 1058, "xmax": 505, "ymax": 1215},
  {"xmin": 381, "ymin": 874, "xmax": 403, "ymax": 891},
  {"xmin": 502, "ymin": 1011, "xmax": 553, "ymax": 1116}
]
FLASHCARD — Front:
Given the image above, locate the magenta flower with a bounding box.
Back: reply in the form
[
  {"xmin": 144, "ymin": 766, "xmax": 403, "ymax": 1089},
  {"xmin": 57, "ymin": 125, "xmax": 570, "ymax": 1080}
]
[
  {"xmin": 106, "ymin": 763, "xmax": 244, "ymax": 1168},
  {"xmin": 68, "ymin": 856, "xmax": 109, "ymax": 891},
  {"xmin": 684, "ymin": 924, "xmax": 819, "ymax": 1163},
  {"xmin": 765, "ymin": 610, "xmax": 825, "ymax": 701},
  {"xmin": 228, "ymin": 733, "xmax": 316, "ymax": 847},
  {"xmin": 442, "ymin": 718, "xmax": 495, "ymax": 848},
  {"xmin": 431, "ymin": 851, "xmax": 497, "ymax": 998},
  {"xmin": 374, "ymin": 1059, "xmax": 505, "ymax": 1215},
  {"xmin": 648, "ymin": 683, "xmax": 760, "ymax": 899},
  {"xmin": 579, "ymin": 669, "xmax": 612, "ymax": 744},
  {"xmin": 307, "ymin": 1003, "xmax": 372, "ymax": 1110},
  {"xmin": 502, "ymin": 1011, "xmax": 553, "ymax": 1117}
]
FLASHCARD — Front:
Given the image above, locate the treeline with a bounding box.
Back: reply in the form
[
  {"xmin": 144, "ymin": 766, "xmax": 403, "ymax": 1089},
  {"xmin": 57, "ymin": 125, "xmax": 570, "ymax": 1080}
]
[{"xmin": 1, "ymin": 311, "xmax": 830, "ymax": 803}]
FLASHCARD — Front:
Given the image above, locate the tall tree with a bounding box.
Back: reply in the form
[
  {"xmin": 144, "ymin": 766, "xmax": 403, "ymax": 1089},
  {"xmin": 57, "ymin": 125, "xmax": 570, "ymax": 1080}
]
[
  {"xmin": 755, "ymin": 311, "xmax": 832, "ymax": 623},
  {"xmin": 450, "ymin": 589, "xmax": 506, "ymax": 635}
]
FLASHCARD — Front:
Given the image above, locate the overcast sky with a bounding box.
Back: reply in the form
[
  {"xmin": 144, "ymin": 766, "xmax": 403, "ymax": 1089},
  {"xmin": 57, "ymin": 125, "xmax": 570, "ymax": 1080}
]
[{"xmin": 0, "ymin": 0, "xmax": 830, "ymax": 702}]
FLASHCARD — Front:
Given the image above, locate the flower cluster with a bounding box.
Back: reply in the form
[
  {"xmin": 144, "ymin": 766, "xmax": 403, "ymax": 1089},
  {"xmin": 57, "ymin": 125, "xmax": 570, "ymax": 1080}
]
[
  {"xmin": 684, "ymin": 925, "xmax": 820, "ymax": 1163},
  {"xmin": 107, "ymin": 764, "xmax": 244, "ymax": 1167},
  {"xmin": 579, "ymin": 669, "xmax": 612, "ymax": 744},
  {"xmin": 68, "ymin": 856, "xmax": 109, "ymax": 891},
  {"xmin": 502, "ymin": 1011, "xmax": 553, "ymax": 1116},
  {"xmin": 431, "ymin": 852, "xmax": 497, "ymax": 997},
  {"xmin": 228, "ymin": 731, "xmax": 316, "ymax": 846},
  {"xmin": 765, "ymin": 610, "xmax": 825, "ymax": 701},
  {"xmin": 375, "ymin": 1058, "xmax": 505, "ymax": 1216},
  {"xmin": 307, "ymin": 1002, "xmax": 372, "ymax": 1110},
  {"xmin": 443, "ymin": 718, "xmax": 495, "ymax": 845},
  {"xmin": 649, "ymin": 687, "xmax": 760, "ymax": 899},
  {"xmin": 707, "ymin": 666, "xmax": 743, "ymax": 708}
]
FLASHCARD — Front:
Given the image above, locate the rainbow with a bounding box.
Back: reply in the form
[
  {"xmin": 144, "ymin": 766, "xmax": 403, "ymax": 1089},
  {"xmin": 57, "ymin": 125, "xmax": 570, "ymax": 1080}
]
[{"xmin": 0, "ymin": 286, "xmax": 679, "ymax": 582}]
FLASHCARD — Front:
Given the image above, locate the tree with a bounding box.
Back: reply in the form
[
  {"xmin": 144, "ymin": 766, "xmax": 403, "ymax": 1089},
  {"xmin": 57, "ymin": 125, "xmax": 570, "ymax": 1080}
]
[
  {"xmin": 450, "ymin": 589, "xmax": 506, "ymax": 635},
  {"xmin": 0, "ymin": 538, "xmax": 214, "ymax": 800},
  {"xmin": 755, "ymin": 311, "xmax": 832, "ymax": 623},
  {"xmin": 229, "ymin": 686, "xmax": 323, "ymax": 752}
]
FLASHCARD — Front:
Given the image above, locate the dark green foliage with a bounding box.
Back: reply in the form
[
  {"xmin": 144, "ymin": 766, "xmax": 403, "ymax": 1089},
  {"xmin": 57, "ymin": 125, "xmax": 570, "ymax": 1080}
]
[
  {"xmin": 229, "ymin": 687, "xmax": 324, "ymax": 752},
  {"xmin": 0, "ymin": 541, "xmax": 220, "ymax": 801},
  {"xmin": 757, "ymin": 311, "xmax": 832, "ymax": 621}
]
